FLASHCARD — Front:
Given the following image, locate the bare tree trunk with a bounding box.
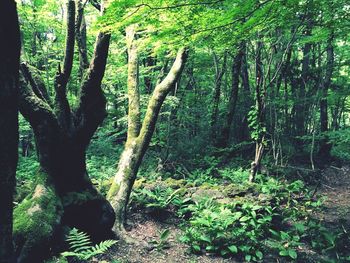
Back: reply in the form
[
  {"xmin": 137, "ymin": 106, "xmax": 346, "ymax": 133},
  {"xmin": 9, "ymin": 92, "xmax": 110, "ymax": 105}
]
[
  {"xmin": 107, "ymin": 43, "xmax": 188, "ymax": 231},
  {"xmin": 0, "ymin": 1, "xmax": 21, "ymax": 262}
]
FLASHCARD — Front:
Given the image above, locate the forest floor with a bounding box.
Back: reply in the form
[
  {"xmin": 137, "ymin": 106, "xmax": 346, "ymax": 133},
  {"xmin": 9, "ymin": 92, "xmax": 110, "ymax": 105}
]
[{"xmin": 95, "ymin": 166, "xmax": 350, "ymax": 263}]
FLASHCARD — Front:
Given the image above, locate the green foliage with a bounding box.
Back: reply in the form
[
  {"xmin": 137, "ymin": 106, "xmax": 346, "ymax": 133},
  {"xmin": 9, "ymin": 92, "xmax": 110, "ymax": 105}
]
[
  {"xmin": 61, "ymin": 228, "xmax": 117, "ymax": 261},
  {"xmin": 179, "ymin": 175, "xmax": 324, "ymax": 261},
  {"xmin": 149, "ymin": 229, "xmax": 172, "ymax": 250},
  {"xmin": 132, "ymin": 185, "xmax": 184, "ymax": 211},
  {"xmin": 220, "ymin": 168, "xmax": 250, "ymax": 183},
  {"xmin": 248, "ymin": 106, "xmax": 266, "ymax": 143},
  {"xmin": 306, "ymin": 219, "xmax": 350, "ymax": 260},
  {"xmin": 17, "ymin": 155, "xmax": 40, "ymax": 182},
  {"xmin": 180, "ymin": 198, "xmax": 273, "ymax": 261}
]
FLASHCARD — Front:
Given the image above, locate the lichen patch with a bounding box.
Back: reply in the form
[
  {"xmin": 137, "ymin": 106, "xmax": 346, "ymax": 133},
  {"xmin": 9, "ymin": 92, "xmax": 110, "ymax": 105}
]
[
  {"xmin": 33, "ymin": 184, "xmax": 47, "ymax": 199},
  {"xmin": 27, "ymin": 204, "xmax": 42, "ymax": 215}
]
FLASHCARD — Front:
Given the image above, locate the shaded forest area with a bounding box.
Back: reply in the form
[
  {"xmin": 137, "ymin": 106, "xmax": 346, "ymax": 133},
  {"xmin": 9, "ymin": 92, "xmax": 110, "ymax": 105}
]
[{"xmin": 0, "ymin": 0, "xmax": 350, "ymax": 262}]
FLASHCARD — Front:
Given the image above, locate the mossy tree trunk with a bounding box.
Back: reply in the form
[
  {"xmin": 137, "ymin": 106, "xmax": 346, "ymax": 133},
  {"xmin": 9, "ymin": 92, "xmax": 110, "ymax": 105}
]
[
  {"xmin": 107, "ymin": 25, "xmax": 188, "ymax": 231},
  {"xmin": 0, "ymin": 1, "xmax": 21, "ymax": 262},
  {"xmin": 14, "ymin": 1, "xmax": 115, "ymax": 262}
]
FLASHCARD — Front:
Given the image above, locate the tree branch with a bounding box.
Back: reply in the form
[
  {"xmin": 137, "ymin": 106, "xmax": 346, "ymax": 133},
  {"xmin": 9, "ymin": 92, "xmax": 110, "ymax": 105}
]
[
  {"xmin": 76, "ymin": 0, "xmax": 89, "ymax": 79},
  {"xmin": 20, "ymin": 63, "xmax": 52, "ymax": 107},
  {"xmin": 74, "ymin": 32, "xmax": 111, "ymax": 148},
  {"xmin": 137, "ymin": 48, "xmax": 188, "ymax": 152},
  {"xmin": 89, "ymin": 0, "xmax": 101, "ymax": 11},
  {"xmin": 126, "ymin": 24, "xmax": 140, "ymax": 141},
  {"xmin": 19, "ymin": 74, "xmax": 57, "ymax": 130},
  {"xmin": 54, "ymin": 0, "xmax": 75, "ymax": 131}
]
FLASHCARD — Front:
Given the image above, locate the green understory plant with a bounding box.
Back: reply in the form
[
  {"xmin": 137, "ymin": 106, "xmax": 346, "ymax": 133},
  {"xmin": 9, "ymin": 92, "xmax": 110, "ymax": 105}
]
[
  {"xmin": 61, "ymin": 228, "xmax": 117, "ymax": 261},
  {"xmin": 149, "ymin": 229, "xmax": 172, "ymax": 250}
]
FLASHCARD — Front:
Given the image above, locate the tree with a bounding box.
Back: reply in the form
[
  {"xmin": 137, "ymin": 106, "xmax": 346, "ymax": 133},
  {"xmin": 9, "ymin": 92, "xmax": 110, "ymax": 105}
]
[
  {"xmin": 0, "ymin": 1, "xmax": 21, "ymax": 262},
  {"xmin": 13, "ymin": 1, "xmax": 115, "ymax": 261},
  {"xmin": 107, "ymin": 24, "xmax": 188, "ymax": 231}
]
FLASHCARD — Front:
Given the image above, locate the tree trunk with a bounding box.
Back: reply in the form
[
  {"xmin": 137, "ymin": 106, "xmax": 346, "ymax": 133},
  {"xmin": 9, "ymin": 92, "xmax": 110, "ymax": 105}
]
[
  {"xmin": 0, "ymin": 1, "xmax": 21, "ymax": 262},
  {"xmin": 108, "ymin": 47, "xmax": 188, "ymax": 232},
  {"xmin": 218, "ymin": 45, "xmax": 243, "ymax": 147},
  {"xmin": 210, "ymin": 51, "xmax": 227, "ymax": 139},
  {"xmin": 14, "ymin": 2, "xmax": 115, "ymax": 262},
  {"xmin": 250, "ymin": 41, "xmax": 265, "ymax": 182},
  {"xmin": 294, "ymin": 21, "xmax": 312, "ymax": 143},
  {"xmin": 318, "ymin": 34, "xmax": 334, "ymax": 161}
]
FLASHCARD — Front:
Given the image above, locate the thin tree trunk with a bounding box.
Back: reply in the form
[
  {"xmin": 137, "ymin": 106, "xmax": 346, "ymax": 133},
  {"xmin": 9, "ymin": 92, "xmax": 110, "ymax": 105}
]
[
  {"xmin": 318, "ymin": 33, "xmax": 334, "ymax": 161},
  {"xmin": 0, "ymin": 1, "xmax": 21, "ymax": 262},
  {"xmin": 294, "ymin": 21, "xmax": 312, "ymax": 141},
  {"xmin": 210, "ymin": 51, "xmax": 227, "ymax": 138},
  {"xmin": 250, "ymin": 41, "xmax": 264, "ymax": 182},
  {"xmin": 75, "ymin": 0, "xmax": 89, "ymax": 81},
  {"xmin": 218, "ymin": 45, "xmax": 243, "ymax": 147}
]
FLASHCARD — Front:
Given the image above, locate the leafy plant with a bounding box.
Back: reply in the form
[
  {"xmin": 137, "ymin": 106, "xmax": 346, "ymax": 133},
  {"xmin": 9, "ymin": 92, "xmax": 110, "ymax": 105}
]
[
  {"xmin": 61, "ymin": 228, "xmax": 117, "ymax": 260},
  {"xmin": 132, "ymin": 185, "xmax": 184, "ymax": 211},
  {"xmin": 149, "ymin": 229, "xmax": 172, "ymax": 250},
  {"xmin": 180, "ymin": 198, "xmax": 273, "ymax": 261}
]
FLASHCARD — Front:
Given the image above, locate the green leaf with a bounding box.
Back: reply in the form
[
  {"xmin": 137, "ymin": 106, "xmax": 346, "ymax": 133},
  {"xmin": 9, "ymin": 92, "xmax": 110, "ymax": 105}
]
[
  {"xmin": 192, "ymin": 244, "xmax": 201, "ymax": 252},
  {"xmin": 239, "ymin": 215, "xmax": 250, "ymax": 222},
  {"xmin": 228, "ymin": 245, "xmax": 238, "ymax": 254},
  {"xmin": 288, "ymin": 249, "xmax": 297, "ymax": 259},
  {"xmin": 256, "ymin": 250, "xmax": 263, "ymax": 259},
  {"xmin": 160, "ymin": 229, "xmax": 171, "ymax": 240}
]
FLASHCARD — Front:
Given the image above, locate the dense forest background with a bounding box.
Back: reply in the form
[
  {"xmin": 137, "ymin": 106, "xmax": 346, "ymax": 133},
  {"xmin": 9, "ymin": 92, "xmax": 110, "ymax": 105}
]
[{"xmin": 1, "ymin": 0, "xmax": 350, "ymax": 262}]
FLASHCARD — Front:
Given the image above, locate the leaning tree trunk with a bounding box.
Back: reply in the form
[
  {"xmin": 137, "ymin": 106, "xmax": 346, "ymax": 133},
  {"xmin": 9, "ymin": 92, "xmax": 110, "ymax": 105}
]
[
  {"xmin": 107, "ymin": 39, "xmax": 188, "ymax": 232},
  {"xmin": 0, "ymin": 1, "xmax": 21, "ymax": 263},
  {"xmin": 13, "ymin": 2, "xmax": 115, "ymax": 262}
]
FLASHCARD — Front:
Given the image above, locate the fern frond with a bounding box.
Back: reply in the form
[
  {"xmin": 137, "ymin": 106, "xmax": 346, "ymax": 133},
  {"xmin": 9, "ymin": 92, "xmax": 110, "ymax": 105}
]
[{"xmin": 61, "ymin": 228, "xmax": 117, "ymax": 260}]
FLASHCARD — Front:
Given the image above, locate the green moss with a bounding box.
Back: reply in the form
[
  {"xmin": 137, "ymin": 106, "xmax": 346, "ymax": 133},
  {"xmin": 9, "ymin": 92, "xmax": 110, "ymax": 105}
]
[
  {"xmin": 13, "ymin": 182, "xmax": 63, "ymax": 260},
  {"xmin": 163, "ymin": 178, "xmax": 186, "ymax": 189},
  {"xmin": 107, "ymin": 182, "xmax": 121, "ymax": 200}
]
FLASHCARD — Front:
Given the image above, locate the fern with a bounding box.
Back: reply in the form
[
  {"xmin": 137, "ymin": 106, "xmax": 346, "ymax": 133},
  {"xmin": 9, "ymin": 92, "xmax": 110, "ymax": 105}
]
[{"xmin": 61, "ymin": 228, "xmax": 117, "ymax": 260}]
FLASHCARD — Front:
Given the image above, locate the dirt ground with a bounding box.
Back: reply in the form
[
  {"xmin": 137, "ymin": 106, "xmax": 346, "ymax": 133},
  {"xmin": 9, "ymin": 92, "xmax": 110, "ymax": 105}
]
[{"xmin": 93, "ymin": 166, "xmax": 350, "ymax": 263}]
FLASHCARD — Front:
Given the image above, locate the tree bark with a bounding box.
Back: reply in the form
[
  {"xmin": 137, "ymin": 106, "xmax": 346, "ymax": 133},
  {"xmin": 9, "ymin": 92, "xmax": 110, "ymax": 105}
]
[
  {"xmin": 76, "ymin": 0, "xmax": 89, "ymax": 81},
  {"xmin": 218, "ymin": 46, "xmax": 243, "ymax": 147},
  {"xmin": 250, "ymin": 41, "xmax": 265, "ymax": 182},
  {"xmin": 107, "ymin": 47, "xmax": 188, "ymax": 232},
  {"xmin": 0, "ymin": 1, "xmax": 21, "ymax": 262},
  {"xmin": 318, "ymin": 34, "xmax": 334, "ymax": 161},
  {"xmin": 210, "ymin": 51, "xmax": 227, "ymax": 139}
]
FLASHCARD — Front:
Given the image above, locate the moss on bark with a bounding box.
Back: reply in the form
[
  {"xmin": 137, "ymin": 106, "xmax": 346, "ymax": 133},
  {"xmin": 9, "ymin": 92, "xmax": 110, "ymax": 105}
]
[{"xmin": 13, "ymin": 174, "xmax": 63, "ymax": 263}]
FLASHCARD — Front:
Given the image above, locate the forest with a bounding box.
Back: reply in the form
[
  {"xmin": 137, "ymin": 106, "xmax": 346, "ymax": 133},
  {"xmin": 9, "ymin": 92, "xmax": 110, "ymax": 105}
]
[{"xmin": 0, "ymin": 0, "xmax": 349, "ymax": 262}]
